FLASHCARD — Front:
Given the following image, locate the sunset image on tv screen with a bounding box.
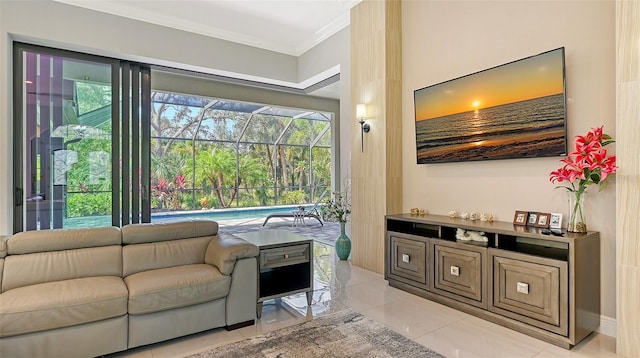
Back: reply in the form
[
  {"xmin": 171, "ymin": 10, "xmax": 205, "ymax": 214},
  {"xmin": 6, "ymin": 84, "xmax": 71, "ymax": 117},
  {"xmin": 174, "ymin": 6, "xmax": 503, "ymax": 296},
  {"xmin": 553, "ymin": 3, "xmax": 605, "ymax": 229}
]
[{"xmin": 414, "ymin": 48, "xmax": 566, "ymax": 164}]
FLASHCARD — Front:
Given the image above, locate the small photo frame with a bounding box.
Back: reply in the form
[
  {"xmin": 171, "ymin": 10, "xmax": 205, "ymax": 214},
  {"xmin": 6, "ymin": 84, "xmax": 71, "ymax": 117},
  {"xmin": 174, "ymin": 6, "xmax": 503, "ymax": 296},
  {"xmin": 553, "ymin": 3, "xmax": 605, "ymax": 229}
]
[
  {"xmin": 527, "ymin": 212, "xmax": 539, "ymax": 226},
  {"xmin": 549, "ymin": 213, "xmax": 563, "ymax": 229},
  {"xmin": 513, "ymin": 210, "xmax": 528, "ymax": 226},
  {"xmin": 535, "ymin": 213, "xmax": 551, "ymax": 228}
]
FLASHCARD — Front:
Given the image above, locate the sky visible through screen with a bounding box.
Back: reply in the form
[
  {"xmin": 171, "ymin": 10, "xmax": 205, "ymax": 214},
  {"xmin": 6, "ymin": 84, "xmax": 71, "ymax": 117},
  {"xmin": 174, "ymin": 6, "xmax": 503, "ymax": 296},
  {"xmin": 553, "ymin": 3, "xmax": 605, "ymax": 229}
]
[{"xmin": 414, "ymin": 48, "xmax": 564, "ymax": 122}]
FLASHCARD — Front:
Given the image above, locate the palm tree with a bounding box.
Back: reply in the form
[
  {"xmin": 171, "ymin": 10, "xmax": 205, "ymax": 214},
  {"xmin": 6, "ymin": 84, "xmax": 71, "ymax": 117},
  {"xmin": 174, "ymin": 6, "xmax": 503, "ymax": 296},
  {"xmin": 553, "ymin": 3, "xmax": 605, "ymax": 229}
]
[{"xmin": 191, "ymin": 146, "xmax": 236, "ymax": 208}]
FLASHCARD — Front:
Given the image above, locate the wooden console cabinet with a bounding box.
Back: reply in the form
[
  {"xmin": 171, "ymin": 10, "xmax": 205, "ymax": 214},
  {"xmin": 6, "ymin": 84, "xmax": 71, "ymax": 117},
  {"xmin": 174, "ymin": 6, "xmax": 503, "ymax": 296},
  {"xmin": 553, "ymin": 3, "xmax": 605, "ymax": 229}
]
[{"xmin": 385, "ymin": 214, "xmax": 600, "ymax": 349}]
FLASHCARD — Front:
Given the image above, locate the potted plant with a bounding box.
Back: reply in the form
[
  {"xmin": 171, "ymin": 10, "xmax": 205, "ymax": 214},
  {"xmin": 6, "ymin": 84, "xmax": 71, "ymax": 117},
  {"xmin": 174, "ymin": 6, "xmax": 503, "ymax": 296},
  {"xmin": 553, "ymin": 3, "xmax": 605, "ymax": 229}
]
[{"xmin": 321, "ymin": 186, "xmax": 351, "ymax": 260}]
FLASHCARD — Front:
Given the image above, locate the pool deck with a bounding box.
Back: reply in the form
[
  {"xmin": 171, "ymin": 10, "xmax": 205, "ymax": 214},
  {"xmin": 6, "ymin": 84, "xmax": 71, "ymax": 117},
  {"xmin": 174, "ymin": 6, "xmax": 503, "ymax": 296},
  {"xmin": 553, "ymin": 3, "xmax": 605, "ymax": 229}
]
[{"xmin": 217, "ymin": 217, "xmax": 341, "ymax": 247}]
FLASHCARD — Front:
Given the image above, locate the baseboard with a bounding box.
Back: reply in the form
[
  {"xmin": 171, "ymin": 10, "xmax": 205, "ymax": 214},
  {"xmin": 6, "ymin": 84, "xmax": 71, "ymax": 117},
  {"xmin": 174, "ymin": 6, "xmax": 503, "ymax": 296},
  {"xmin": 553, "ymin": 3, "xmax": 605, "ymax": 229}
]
[{"xmin": 597, "ymin": 315, "xmax": 617, "ymax": 338}]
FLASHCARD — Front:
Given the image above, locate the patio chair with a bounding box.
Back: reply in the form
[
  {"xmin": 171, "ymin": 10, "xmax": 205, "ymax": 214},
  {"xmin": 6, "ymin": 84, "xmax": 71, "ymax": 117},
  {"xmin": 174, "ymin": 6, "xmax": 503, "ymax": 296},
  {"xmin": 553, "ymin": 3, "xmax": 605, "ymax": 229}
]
[{"xmin": 262, "ymin": 189, "xmax": 327, "ymax": 226}]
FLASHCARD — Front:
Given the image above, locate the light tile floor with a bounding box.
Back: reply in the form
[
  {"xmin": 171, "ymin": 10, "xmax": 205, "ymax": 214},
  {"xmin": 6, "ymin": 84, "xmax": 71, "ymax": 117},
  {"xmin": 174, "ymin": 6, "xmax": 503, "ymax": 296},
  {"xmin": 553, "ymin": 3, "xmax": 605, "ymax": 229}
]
[{"xmin": 111, "ymin": 240, "xmax": 619, "ymax": 358}]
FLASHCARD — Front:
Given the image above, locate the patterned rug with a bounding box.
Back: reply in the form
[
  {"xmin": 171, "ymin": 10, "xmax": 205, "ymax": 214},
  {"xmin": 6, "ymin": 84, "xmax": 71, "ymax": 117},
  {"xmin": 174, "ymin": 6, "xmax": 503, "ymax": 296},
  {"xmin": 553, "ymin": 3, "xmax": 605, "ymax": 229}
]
[{"xmin": 186, "ymin": 310, "xmax": 445, "ymax": 358}]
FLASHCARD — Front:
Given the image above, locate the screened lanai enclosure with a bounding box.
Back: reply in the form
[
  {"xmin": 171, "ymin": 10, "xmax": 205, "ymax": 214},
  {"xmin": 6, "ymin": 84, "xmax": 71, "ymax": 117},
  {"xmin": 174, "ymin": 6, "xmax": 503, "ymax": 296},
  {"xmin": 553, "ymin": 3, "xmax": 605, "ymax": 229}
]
[
  {"xmin": 150, "ymin": 92, "xmax": 333, "ymax": 213},
  {"xmin": 13, "ymin": 43, "xmax": 336, "ymax": 232}
]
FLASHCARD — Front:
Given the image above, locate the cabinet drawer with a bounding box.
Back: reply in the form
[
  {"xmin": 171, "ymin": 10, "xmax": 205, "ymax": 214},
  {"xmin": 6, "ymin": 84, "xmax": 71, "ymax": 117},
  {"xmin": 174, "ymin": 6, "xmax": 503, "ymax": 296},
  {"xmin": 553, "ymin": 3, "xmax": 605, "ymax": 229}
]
[
  {"xmin": 260, "ymin": 244, "xmax": 310, "ymax": 269},
  {"xmin": 489, "ymin": 249, "xmax": 568, "ymax": 336},
  {"xmin": 430, "ymin": 241, "xmax": 486, "ymax": 308},
  {"xmin": 389, "ymin": 234, "xmax": 427, "ymax": 287}
]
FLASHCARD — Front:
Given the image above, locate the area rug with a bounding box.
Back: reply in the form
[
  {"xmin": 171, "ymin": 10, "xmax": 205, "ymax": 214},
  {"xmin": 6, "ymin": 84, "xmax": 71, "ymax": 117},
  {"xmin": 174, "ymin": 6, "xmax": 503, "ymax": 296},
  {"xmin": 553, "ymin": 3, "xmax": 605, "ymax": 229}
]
[{"xmin": 186, "ymin": 309, "xmax": 445, "ymax": 358}]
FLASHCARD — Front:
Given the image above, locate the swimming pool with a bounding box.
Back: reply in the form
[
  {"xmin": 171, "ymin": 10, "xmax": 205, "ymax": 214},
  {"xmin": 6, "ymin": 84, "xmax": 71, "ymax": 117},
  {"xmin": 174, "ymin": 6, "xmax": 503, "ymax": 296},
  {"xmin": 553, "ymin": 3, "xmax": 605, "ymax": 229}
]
[
  {"xmin": 62, "ymin": 204, "xmax": 315, "ymax": 228},
  {"xmin": 152, "ymin": 205, "xmax": 308, "ymax": 222}
]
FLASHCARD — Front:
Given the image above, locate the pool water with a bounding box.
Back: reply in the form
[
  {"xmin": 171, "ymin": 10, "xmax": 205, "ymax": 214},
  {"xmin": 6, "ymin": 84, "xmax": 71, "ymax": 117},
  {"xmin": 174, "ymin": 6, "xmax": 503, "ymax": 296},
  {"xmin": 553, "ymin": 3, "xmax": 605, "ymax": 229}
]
[
  {"xmin": 153, "ymin": 205, "xmax": 306, "ymax": 222},
  {"xmin": 62, "ymin": 204, "xmax": 316, "ymax": 228}
]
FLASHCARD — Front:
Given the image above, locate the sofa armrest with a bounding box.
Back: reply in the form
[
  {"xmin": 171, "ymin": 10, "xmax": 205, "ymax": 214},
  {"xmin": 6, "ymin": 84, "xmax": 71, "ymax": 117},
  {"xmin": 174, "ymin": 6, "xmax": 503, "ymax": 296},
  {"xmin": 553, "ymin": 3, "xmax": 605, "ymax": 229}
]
[
  {"xmin": 205, "ymin": 236, "xmax": 259, "ymax": 275},
  {"xmin": 226, "ymin": 257, "xmax": 258, "ymax": 325}
]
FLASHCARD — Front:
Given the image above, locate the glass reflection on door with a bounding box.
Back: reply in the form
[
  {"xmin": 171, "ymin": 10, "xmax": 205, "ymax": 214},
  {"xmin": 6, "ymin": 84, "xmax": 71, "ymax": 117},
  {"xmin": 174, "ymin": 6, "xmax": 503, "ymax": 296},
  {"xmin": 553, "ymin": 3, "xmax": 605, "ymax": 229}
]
[{"xmin": 22, "ymin": 51, "xmax": 113, "ymax": 229}]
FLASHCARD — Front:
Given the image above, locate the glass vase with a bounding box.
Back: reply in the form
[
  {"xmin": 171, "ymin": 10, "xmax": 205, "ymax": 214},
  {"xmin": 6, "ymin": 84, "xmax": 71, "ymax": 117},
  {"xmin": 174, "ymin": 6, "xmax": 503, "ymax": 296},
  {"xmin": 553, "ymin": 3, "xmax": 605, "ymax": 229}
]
[
  {"xmin": 567, "ymin": 191, "xmax": 587, "ymax": 233},
  {"xmin": 335, "ymin": 221, "xmax": 351, "ymax": 260}
]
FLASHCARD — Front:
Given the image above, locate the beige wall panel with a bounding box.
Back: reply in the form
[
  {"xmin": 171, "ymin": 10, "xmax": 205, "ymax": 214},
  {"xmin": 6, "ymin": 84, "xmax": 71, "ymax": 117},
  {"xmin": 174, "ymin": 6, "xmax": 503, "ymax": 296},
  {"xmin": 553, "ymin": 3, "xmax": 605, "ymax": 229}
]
[
  {"xmin": 385, "ymin": 0, "xmax": 403, "ymax": 217},
  {"xmin": 616, "ymin": 0, "xmax": 640, "ymax": 82},
  {"xmin": 351, "ymin": 0, "xmax": 402, "ymax": 273},
  {"xmin": 616, "ymin": 82, "xmax": 640, "ymax": 268},
  {"xmin": 617, "ymin": 267, "xmax": 640, "ymax": 356},
  {"xmin": 616, "ymin": 0, "xmax": 640, "ymax": 355}
]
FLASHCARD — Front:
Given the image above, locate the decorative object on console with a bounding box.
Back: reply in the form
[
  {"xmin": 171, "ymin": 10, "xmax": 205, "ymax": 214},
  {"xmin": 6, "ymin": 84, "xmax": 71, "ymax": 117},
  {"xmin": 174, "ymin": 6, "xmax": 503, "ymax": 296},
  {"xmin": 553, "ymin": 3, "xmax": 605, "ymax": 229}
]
[
  {"xmin": 535, "ymin": 212, "xmax": 552, "ymax": 228},
  {"xmin": 469, "ymin": 212, "xmax": 478, "ymax": 221},
  {"xmin": 513, "ymin": 210, "xmax": 528, "ymax": 226},
  {"xmin": 410, "ymin": 208, "xmax": 419, "ymax": 215},
  {"xmin": 549, "ymin": 213, "xmax": 563, "ymax": 229},
  {"xmin": 527, "ymin": 212, "xmax": 539, "ymax": 226},
  {"xmin": 460, "ymin": 211, "xmax": 469, "ymax": 220},
  {"xmin": 480, "ymin": 212, "xmax": 495, "ymax": 222},
  {"xmin": 419, "ymin": 209, "xmax": 427, "ymax": 216},
  {"xmin": 321, "ymin": 181, "xmax": 352, "ymax": 260},
  {"xmin": 455, "ymin": 228, "xmax": 489, "ymax": 243},
  {"xmin": 550, "ymin": 126, "xmax": 617, "ymax": 233},
  {"xmin": 448, "ymin": 210, "xmax": 458, "ymax": 218}
]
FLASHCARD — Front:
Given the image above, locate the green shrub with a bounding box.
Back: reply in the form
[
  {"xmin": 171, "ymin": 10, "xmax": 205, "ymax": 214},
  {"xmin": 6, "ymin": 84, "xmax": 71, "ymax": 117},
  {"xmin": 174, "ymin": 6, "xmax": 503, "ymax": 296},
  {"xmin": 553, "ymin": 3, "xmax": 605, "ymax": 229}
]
[
  {"xmin": 67, "ymin": 192, "xmax": 112, "ymax": 217},
  {"xmin": 280, "ymin": 190, "xmax": 306, "ymax": 205}
]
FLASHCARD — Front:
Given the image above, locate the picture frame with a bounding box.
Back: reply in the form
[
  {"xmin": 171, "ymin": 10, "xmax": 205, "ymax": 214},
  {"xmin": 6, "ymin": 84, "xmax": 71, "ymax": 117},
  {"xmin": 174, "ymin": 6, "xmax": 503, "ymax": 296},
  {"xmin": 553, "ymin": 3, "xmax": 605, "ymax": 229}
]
[
  {"xmin": 535, "ymin": 213, "xmax": 551, "ymax": 228},
  {"xmin": 549, "ymin": 213, "xmax": 563, "ymax": 229},
  {"xmin": 527, "ymin": 212, "xmax": 539, "ymax": 226},
  {"xmin": 513, "ymin": 210, "xmax": 528, "ymax": 226}
]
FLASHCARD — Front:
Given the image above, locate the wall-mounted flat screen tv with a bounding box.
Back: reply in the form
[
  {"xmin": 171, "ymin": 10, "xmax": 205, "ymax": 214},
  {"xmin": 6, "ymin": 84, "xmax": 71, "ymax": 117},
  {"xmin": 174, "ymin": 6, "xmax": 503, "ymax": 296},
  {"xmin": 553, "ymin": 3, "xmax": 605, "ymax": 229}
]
[{"xmin": 414, "ymin": 47, "xmax": 567, "ymax": 164}]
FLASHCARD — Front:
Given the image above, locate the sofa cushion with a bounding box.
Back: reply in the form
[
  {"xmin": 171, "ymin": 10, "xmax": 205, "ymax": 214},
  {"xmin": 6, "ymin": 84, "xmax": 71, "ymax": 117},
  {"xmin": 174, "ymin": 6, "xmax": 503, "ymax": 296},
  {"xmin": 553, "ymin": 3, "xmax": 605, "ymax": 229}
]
[
  {"xmin": 0, "ymin": 237, "xmax": 7, "ymax": 258},
  {"xmin": 7, "ymin": 227, "xmax": 121, "ymax": 254},
  {"xmin": 122, "ymin": 220, "xmax": 218, "ymax": 245},
  {"xmin": 122, "ymin": 237, "xmax": 211, "ymax": 277},
  {"xmin": 125, "ymin": 264, "xmax": 230, "ymax": 315},
  {"xmin": 2, "ymin": 245, "xmax": 123, "ymax": 292},
  {"xmin": 0, "ymin": 276, "xmax": 128, "ymax": 338}
]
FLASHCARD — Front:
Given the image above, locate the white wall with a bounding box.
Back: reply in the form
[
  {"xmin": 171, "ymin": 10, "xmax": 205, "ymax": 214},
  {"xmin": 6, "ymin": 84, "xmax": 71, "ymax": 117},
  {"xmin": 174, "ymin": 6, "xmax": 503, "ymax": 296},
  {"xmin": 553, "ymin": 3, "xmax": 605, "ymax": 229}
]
[
  {"xmin": 0, "ymin": 0, "xmax": 350, "ymax": 234},
  {"xmin": 402, "ymin": 0, "xmax": 616, "ymax": 320},
  {"xmin": 299, "ymin": 28, "xmax": 352, "ymax": 189}
]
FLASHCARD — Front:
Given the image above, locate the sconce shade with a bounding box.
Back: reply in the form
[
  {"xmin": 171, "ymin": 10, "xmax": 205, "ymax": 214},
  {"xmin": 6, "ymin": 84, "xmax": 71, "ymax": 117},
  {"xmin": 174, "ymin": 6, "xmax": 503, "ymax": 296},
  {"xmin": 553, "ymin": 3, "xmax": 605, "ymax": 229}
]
[{"xmin": 356, "ymin": 104, "xmax": 367, "ymax": 119}]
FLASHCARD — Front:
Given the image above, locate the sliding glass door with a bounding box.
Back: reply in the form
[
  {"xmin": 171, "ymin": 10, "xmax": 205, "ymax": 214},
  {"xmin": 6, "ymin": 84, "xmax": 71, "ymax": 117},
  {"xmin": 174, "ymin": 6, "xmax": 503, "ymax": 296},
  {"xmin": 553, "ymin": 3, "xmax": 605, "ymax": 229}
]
[{"xmin": 13, "ymin": 43, "xmax": 150, "ymax": 232}]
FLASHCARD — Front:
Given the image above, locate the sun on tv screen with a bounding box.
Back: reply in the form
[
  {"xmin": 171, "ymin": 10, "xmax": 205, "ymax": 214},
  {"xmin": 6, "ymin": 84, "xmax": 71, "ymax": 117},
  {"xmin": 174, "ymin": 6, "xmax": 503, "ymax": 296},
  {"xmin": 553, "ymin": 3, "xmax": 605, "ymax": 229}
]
[{"xmin": 414, "ymin": 48, "xmax": 567, "ymax": 164}]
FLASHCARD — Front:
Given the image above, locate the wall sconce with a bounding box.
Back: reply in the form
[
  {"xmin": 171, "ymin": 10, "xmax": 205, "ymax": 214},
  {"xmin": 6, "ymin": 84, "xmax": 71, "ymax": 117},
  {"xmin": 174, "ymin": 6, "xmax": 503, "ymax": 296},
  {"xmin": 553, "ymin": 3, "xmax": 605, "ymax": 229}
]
[{"xmin": 356, "ymin": 104, "xmax": 370, "ymax": 152}]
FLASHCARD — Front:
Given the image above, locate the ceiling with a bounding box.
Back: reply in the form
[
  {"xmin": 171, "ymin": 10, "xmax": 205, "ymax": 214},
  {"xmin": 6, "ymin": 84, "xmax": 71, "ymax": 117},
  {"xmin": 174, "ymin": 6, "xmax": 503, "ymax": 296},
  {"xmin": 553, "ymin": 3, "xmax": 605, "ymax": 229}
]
[
  {"xmin": 53, "ymin": 0, "xmax": 359, "ymax": 99},
  {"xmin": 53, "ymin": 0, "xmax": 360, "ymax": 57}
]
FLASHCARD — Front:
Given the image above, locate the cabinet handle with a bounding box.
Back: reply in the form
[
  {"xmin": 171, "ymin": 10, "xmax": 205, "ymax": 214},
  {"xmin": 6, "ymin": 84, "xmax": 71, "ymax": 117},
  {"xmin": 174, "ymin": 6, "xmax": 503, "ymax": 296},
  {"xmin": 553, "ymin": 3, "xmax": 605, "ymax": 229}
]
[
  {"xmin": 284, "ymin": 254, "xmax": 289, "ymax": 259},
  {"xmin": 402, "ymin": 254, "xmax": 410, "ymax": 263},
  {"xmin": 450, "ymin": 266, "xmax": 460, "ymax": 276},
  {"xmin": 517, "ymin": 282, "xmax": 529, "ymax": 294}
]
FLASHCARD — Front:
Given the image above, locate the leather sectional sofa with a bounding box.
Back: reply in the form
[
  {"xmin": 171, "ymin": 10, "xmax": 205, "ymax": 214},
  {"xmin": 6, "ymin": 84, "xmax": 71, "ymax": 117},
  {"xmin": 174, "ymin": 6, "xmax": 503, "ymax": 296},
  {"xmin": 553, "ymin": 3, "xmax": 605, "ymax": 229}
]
[{"xmin": 0, "ymin": 220, "xmax": 259, "ymax": 357}]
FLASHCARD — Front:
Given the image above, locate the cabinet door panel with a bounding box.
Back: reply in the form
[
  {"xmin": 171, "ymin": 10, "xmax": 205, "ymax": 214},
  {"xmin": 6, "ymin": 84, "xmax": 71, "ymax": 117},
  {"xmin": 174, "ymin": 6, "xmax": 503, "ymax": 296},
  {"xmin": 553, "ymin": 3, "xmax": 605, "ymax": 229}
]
[
  {"xmin": 430, "ymin": 241, "xmax": 487, "ymax": 308},
  {"xmin": 387, "ymin": 232, "xmax": 428, "ymax": 288},
  {"xmin": 489, "ymin": 249, "xmax": 568, "ymax": 336}
]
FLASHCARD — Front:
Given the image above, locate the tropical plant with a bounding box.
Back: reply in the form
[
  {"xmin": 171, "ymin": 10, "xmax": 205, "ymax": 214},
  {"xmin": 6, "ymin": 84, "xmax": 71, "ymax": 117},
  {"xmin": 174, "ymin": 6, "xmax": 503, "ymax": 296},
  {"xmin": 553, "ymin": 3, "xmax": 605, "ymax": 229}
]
[{"xmin": 281, "ymin": 189, "xmax": 307, "ymax": 205}]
